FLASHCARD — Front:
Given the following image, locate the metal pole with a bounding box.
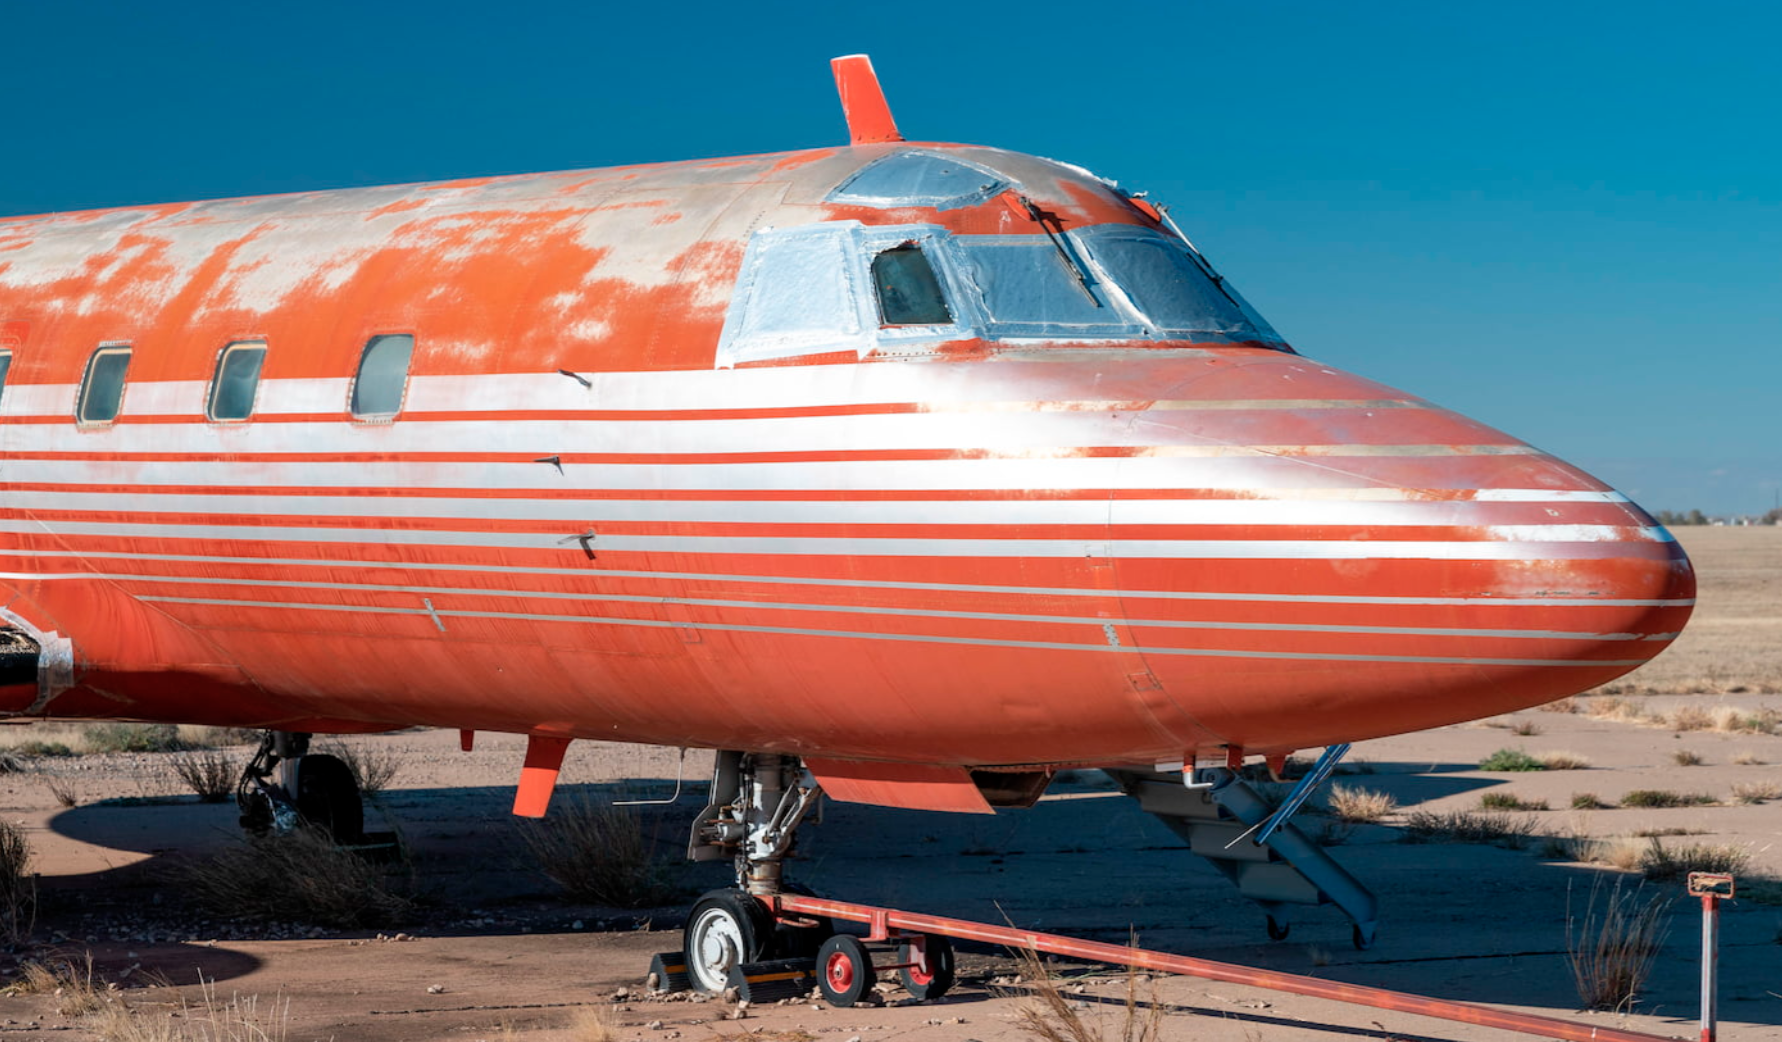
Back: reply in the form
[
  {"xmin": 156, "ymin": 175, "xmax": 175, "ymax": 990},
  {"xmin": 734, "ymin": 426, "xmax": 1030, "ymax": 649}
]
[{"xmin": 1700, "ymin": 892, "xmax": 1718, "ymax": 1042}]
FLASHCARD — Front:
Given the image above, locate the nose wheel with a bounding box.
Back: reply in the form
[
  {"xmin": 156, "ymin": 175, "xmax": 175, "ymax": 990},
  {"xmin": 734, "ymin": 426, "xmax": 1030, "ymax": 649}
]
[{"xmin": 683, "ymin": 890, "xmax": 769, "ymax": 994}]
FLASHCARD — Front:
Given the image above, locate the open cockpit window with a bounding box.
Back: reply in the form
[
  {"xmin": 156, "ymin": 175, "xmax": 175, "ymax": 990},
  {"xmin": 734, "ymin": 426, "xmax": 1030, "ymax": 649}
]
[
  {"xmin": 77, "ymin": 345, "xmax": 132, "ymax": 424},
  {"xmin": 207, "ymin": 340, "xmax": 267, "ymax": 421},
  {"xmin": 872, "ymin": 243, "xmax": 953, "ymax": 326},
  {"xmin": 350, "ymin": 333, "xmax": 414, "ymax": 420}
]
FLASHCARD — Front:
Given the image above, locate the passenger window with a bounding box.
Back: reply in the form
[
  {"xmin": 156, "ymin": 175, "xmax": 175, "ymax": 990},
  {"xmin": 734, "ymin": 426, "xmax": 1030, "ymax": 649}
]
[
  {"xmin": 0, "ymin": 351, "xmax": 11, "ymax": 406},
  {"xmin": 349, "ymin": 334, "xmax": 414, "ymax": 419},
  {"xmin": 207, "ymin": 340, "xmax": 267, "ymax": 421},
  {"xmin": 78, "ymin": 345, "xmax": 132, "ymax": 424},
  {"xmin": 871, "ymin": 244, "xmax": 952, "ymax": 326}
]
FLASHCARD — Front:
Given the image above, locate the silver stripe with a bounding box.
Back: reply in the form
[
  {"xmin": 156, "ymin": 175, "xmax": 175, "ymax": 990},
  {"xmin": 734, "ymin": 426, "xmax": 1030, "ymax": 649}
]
[
  {"xmin": 0, "ymin": 570, "xmax": 1663, "ymax": 642},
  {"xmin": 1, "ymin": 490, "xmax": 1649, "ymax": 528},
  {"xmin": 0, "ymin": 410, "xmax": 1534, "ymax": 455},
  {"xmin": 135, "ymin": 595, "xmax": 1655, "ymax": 668},
  {"xmin": 0, "ymin": 551, "xmax": 1694, "ymax": 608},
  {"xmin": 0, "ymin": 455, "xmax": 1582, "ymax": 494},
  {"xmin": 0, "ymin": 519, "xmax": 1672, "ymax": 557}
]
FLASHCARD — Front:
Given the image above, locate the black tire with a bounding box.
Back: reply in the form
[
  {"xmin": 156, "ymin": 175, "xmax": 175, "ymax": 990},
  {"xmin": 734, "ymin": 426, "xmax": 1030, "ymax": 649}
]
[
  {"xmin": 1266, "ymin": 915, "xmax": 1290, "ymax": 942},
  {"xmin": 291, "ymin": 754, "xmax": 363, "ymax": 842},
  {"xmin": 684, "ymin": 890, "xmax": 769, "ymax": 994},
  {"xmin": 816, "ymin": 934, "xmax": 875, "ymax": 1007},
  {"xmin": 1352, "ymin": 923, "xmax": 1375, "ymax": 951},
  {"xmin": 897, "ymin": 933, "xmax": 955, "ymax": 1001}
]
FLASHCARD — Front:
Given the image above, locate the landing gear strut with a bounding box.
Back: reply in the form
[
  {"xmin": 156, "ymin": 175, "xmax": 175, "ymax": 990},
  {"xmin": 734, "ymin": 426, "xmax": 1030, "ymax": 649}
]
[
  {"xmin": 673, "ymin": 752, "xmax": 955, "ymax": 1005},
  {"xmin": 236, "ymin": 731, "xmax": 365, "ymax": 843}
]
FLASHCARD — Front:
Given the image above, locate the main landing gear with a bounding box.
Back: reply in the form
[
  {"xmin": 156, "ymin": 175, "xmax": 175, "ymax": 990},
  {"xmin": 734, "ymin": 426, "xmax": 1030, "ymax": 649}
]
[
  {"xmin": 661, "ymin": 752, "xmax": 957, "ymax": 1006},
  {"xmin": 236, "ymin": 731, "xmax": 365, "ymax": 844}
]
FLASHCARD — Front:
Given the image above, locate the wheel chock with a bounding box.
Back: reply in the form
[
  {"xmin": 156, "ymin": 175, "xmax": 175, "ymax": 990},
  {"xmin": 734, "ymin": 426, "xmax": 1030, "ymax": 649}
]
[
  {"xmin": 647, "ymin": 951, "xmax": 691, "ymax": 994},
  {"xmin": 726, "ymin": 958, "xmax": 817, "ymax": 1003}
]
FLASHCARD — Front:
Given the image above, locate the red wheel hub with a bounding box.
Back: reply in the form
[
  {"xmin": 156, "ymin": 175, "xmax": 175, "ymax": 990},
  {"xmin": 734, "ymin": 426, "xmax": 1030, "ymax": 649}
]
[{"xmin": 825, "ymin": 951, "xmax": 854, "ymax": 990}]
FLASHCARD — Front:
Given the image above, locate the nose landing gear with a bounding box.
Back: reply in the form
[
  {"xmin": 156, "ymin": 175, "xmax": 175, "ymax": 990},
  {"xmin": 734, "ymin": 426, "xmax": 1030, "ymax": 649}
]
[{"xmin": 236, "ymin": 731, "xmax": 365, "ymax": 844}]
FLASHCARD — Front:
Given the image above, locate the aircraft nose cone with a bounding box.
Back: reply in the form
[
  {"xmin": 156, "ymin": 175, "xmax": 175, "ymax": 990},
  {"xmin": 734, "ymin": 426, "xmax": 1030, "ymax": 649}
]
[{"xmin": 1107, "ymin": 355, "xmax": 1698, "ymax": 750}]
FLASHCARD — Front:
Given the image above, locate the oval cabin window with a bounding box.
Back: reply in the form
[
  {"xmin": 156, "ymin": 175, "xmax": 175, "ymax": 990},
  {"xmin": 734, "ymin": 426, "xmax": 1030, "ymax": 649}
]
[
  {"xmin": 78, "ymin": 345, "xmax": 132, "ymax": 424},
  {"xmin": 207, "ymin": 341, "xmax": 267, "ymax": 421},
  {"xmin": 350, "ymin": 334, "xmax": 414, "ymax": 419}
]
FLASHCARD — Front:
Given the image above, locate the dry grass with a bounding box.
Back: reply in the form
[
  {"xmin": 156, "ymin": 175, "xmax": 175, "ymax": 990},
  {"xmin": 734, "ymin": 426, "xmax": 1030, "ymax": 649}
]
[
  {"xmin": 43, "ymin": 774, "xmax": 81, "ymax": 807},
  {"xmin": 519, "ymin": 800, "xmax": 685, "ymax": 908},
  {"xmin": 1638, "ymin": 838, "xmax": 1751, "ymax": 881},
  {"xmin": 1538, "ymin": 697, "xmax": 1581, "ymax": 714},
  {"xmin": 1669, "ymin": 706, "xmax": 1714, "ymax": 732},
  {"xmin": 1587, "ymin": 696, "xmax": 1658, "ymax": 725},
  {"xmin": 1620, "ymin": 790, "xmax": 1715, "ymax": 808},
  {"xmin": 173, "ymin": 829, "xmax": 413, "ymax": 928},
  {"xmin": 1, "ymin": 820, "xmax": 34, "ymax": 944},
  {"xmin": 1012, "ymin": 945, "xmax": 1166, "ymax": 1042},
  {"xmin": 1402, "ymin": 809, "xmax": 1530, "ymax": 848},
  {"xmin": 1324, "ymin": 785, "xmax": 1397, "ymax": 823},
  {"xmin": 1731, "ymin": 750, "xmax": 1765, "ymax": 765},
  {"xmin": 9, "ymin": 964, "xmax": 294, "ymax": 1042},
  {"xmin": 1566, "ymin": 879, "xmax": 1670, "ymax": 1012},
  {"xmin": 320, "ymin": 737, "xmax": 403, "ymax": 795},
  {"xmin": 1670, "ymin": 749, "xmax": 1705, "ymax": 767},
  {"xmin": 169, "ymin": 750, "xmax": 236, "ymax": 802},
  {"xmin": 1730, "ymin": 780, "xmax": 1782, "ymax": 804},
  {"xmin": 1571, "ymin": 792, "xmax": 1608, "ymax": 810},
  {"xmin": 1539, "ymin": 750, "xmax": 1592, "ymax": 770},
  {"xmin": 1509, "ymin": 720, "xmax": 1543, "ymax": 736},
  {"xmin": 1481, "ymin": 792, "xmax": 1548, "ymax": 811}
]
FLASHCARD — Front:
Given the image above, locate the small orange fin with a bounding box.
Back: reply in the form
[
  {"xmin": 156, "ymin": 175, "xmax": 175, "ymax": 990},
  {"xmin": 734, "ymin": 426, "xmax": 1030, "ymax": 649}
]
[
  {"xmin": 513, "ymin": 734, "xmax": 571, "ymax": 818},
  {"xmin": 831, "ymin": 54, "xmax": 903, "ymax": 146}
]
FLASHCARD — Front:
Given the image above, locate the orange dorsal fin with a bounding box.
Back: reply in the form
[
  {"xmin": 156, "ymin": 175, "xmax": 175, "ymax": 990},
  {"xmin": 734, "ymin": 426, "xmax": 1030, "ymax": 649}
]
[{"xmin": 831, "ymin": 54, "xmax": 903, "ymax": 145}]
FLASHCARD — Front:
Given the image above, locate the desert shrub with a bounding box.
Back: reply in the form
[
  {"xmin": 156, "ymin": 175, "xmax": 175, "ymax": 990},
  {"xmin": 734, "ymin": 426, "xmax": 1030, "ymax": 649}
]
[
  {"xmin": 1620, "ymin": 790, "xmax": 1714, "ymax": 808},
  {"xmin": 42, "ymin": 775, "xmax": 80, "ymax": 808},
  {"xmin": 170, "ymin": 749, "xmax": 236, "ymax": 802},
  {"xmin": 1509, "ymin": 720, "xmax": 1542, "ymax": 736},
  {"xmin": 1671, "ymin": 749, "xmax": 1704, "ymax": 767},
  {"xmin": 1539, "ymin": 750, "xmax": 1592, "ymax": 770},
  {"xmin": 0, "ymin": 752, "xmax": 22, "ymax": 775},
  {"xmin": 1639, "ymin": 839, "xmax": 1751, "ymax": 881},
  {"xmin": 11, "ymin": 740, "xmax": 75, "ymax": 758},
  {"xmin": 1567, "ymin": 879, "xmax": 1670, "ymax": 1012},
  {"xmin": 1730, "ymin": 750, "xmax": 1764, "ymax": 765},
  {"xmin": 520, "ymin": 801, "xmax": 685, "ymax": 908},
  {"xmin": 81, "ymin": 722, "xmax": 186, "ymax": 754},
  {"xmin": 1479, "ymin": 748, "xmax": 1544, "ymax": 772},
  {"xmin": 320, "ymin": 738, "xmax": 402, "ymax": 795},
  {"xmin": 1632, "ymin": 826, "xmax": 1705, "ymax": 838},
  {"xmin": 1538, "ymin": 697, "xmax": 1580, "ymax": 714},
  {"xmin": 178, "ymin": 724, "xmax": 263, "ymax": 748},
  {"xmin": 174, "ymin": 830, "xmax": 413, "ymax": 928},
  {"xmin": 1, "ymin": 821, "xmax": 34, "ymax": 944},
  {"xmin": 1731, "ymin": 780, "xmax": 1782, "ymax": 804},
  {"xmin": 1481, "ymin": 792, "xmax": 1548, "ymax": 811},
  {"xmin": 1716, "ymin": 705, "xmax": 1780, "ymax": 735},
  {"xmin": 1669, "ymin": 706, "xmax": 1713, "ymax": 732},
  {"xmin": 1325, "ymin": 785, "xmax": 1396, "ymax": 823},
  {"xmin": 1402, "ymin": 809, "xmax": 1529, "ymax": 847},
  {"xmin": 1571, "ymin": 792, "xmax": 1608, "ymax": 809}
]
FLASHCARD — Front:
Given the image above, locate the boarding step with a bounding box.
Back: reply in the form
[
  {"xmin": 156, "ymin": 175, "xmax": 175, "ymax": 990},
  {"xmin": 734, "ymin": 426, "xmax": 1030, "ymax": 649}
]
[{"xmin": 1105, "ymin": 768, "xmax": 1378, "ymax": 948}]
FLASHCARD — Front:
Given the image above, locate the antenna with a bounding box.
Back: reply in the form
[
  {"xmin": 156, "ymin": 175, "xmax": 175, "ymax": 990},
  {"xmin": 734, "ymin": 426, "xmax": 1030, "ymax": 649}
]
[{"xmin": 831, "ymin": 54, "xmax": 903, "ymax": 146}]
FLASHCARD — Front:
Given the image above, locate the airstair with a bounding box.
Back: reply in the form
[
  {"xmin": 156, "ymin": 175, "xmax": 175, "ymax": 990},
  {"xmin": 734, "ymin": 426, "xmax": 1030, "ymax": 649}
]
[{"xmin": 1104, "ymin": 768, "xmax": 1379, "ymax": 948}]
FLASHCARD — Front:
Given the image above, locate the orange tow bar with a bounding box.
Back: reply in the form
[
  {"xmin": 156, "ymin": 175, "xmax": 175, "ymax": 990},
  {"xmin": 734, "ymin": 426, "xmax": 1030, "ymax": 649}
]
[{"xmin": 766, "ymin": 894, "xmax": 1677, "ymax": 1042}]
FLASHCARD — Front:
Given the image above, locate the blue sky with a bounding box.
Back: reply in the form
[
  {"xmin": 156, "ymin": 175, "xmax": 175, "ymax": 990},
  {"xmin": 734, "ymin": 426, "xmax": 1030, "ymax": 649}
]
[{"xmin": 6, "ymin": 1, "xmax": 1777, "ymax": 515}]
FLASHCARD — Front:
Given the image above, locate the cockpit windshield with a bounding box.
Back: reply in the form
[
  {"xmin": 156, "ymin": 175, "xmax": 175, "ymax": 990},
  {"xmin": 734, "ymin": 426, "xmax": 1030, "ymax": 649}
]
[
  {"xmin": 953, "ymin": 238, "xmax": 1137, "ymax": 338},
  {"xmin": 1074, "ymin": 227, "xmax": 1256, "ymax": 339}
]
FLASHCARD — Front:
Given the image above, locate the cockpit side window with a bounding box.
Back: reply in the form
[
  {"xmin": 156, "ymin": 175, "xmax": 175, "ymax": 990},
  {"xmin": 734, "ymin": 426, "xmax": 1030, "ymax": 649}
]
[
  {"xmin": 871, "ymin": 244, "xmax": 953, "ymax": 327},
  {"xmin": 0, "ymin": 351, "xmax": 11, "ymax": 407}
]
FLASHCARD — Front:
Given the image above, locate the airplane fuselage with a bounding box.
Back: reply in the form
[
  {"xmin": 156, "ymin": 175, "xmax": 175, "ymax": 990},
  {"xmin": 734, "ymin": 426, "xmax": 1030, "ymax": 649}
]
[{"xmin": 0, "ymin": 140, "xmax": 1694, "ymax": 780}]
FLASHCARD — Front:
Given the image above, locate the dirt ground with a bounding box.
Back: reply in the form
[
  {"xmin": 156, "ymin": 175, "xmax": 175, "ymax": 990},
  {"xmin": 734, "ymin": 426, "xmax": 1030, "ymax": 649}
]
[{"xmin": 2, "ymin": 529, "xmax": 1779, "ymax": 1042}]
